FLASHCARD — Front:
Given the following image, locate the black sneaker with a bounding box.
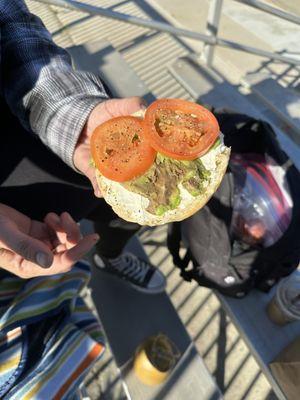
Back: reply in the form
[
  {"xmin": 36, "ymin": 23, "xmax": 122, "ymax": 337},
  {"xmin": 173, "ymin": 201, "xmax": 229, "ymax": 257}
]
[{"xmin": 93, "ymin": 252, "xmax": 166, "ymax": 294}]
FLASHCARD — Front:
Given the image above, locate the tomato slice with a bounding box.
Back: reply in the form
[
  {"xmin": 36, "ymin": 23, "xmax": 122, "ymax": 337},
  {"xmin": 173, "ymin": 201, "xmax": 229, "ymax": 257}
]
[
  {"xmin": 91, "ymin": 116, "xmax": 156, "ymax": 182},
  {"xmin": 143, "ymin": 99, "xmax": 220, "ymax": 160}
]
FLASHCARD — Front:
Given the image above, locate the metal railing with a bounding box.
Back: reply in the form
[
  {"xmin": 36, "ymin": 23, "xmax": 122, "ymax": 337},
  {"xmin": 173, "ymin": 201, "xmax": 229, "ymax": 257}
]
[
  {"xmin": 234, "ymin": 0, "xmax": 300, "ymax": 25},
  {"xmin": 34, "ymin": 0, "xmax": 300, "ymax": 66}
]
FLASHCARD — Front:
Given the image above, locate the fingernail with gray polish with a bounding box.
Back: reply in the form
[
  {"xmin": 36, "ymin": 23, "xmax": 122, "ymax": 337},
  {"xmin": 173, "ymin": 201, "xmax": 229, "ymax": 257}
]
[{"xmin": 36, "ymin": 252, "xmax": 51, "ymax": 268}]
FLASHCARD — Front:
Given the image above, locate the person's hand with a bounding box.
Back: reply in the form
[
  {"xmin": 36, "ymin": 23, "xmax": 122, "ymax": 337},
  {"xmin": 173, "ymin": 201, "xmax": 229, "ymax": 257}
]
[
  {"xmin": 0, "ymin": 204, "xmax": 99, "ymax": 278},
  {"xmin": 73, "ymin": 97, "xmax": 146, "ymax": 197}
]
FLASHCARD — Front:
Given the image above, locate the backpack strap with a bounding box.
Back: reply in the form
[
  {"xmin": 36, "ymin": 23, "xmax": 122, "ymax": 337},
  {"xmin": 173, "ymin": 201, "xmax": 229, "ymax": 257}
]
[{"xmin": 167, "ymin": 223, "xmax": 193, "ymax": 282}]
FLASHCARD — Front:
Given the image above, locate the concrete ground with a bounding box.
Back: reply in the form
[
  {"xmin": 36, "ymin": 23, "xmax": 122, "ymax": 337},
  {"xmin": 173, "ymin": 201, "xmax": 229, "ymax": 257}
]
[
  {"xmin": 147, "ymin": 0, "xmax": 300, "ymax": 89},
  {"xmin": 140, "ymin": 226, "xmax": 277, "ymax": 400},
  {"xmin": 23, "ymin": 0, "xmax": 298, "ymax": 398},
  {"xmin": 266, "ymin": 0, "xmax": 300, "ymax": 17},
  {"xmin": 82, "ymin": 225, "xmax": 277, "ymax": 400}
]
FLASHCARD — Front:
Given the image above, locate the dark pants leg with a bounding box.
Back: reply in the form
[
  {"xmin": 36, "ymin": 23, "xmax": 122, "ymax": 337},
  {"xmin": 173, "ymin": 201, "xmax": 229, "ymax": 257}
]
[
  {"xmin": 0, "ymin": 101, "xmax": 140, "ymax": 259},
  {"xmin": 89, "ymin": 205, "xmax": 141, "ymax": 258}
]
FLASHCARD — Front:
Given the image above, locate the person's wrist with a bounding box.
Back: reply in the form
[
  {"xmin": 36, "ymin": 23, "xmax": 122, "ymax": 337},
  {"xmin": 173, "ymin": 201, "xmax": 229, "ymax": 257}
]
[{"xmin": 66, "ymin": 98, "xmax": 107, "ymax": 170}]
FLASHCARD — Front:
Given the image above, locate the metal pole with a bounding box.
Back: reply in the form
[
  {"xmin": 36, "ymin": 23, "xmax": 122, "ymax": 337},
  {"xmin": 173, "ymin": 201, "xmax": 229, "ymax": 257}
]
[
  {"xmin": 217, "ymin": 37, "xmax": 300, "ymax": 64},
  {"xmin": 203, "ymin": 0, "xmax": 224, "ymax": 67},
  {"xmin": 233, "ymin": 0, "xmax": 300, "ymax": 26},
  {"xmin": 33, "ymin": 0, "xmax": 300, "ymax": 65},
  {"xmin": 34, "ymin": 0, "xmax": 216, "ymax": 44}
]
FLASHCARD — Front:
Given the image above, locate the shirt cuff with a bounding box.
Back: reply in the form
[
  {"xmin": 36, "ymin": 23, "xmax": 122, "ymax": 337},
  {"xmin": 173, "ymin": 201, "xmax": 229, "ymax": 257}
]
[
  {"xmin": 26, "ymin": 70, "xmax": 109, "ymax": 169},
  {"xmin": 49, "ymin": 96, "xmax": 106, "ymax": 170}
]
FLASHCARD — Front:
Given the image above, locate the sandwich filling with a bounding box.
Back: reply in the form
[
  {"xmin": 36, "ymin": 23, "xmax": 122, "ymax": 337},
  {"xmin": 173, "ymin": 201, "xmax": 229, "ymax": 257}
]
[{"xmin": 122, "ymin": 138, "xmax": 223, "ymax": 216}]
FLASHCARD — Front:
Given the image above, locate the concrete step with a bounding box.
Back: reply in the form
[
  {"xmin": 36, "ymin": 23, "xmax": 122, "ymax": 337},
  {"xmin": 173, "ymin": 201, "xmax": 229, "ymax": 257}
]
[
  {"xmin": 217, "ymin": 271, "xmax": 300, "ymax": 400},
  {"xmin": 90, "ymin": 236, "xmax": 222, "ymax": 400},
  {"xmin": 169, "ymin": 55, "xmax": 300, "ymax": 170},
  {"xmin": 169, "ymin": 54, "xmax": 261, "ymax": 117},
  {"xmin": 67, "ymin": 40, "xmax": 155, "ymax": 103},
  {"xmin": 242, "ymin": 72, "xmax": 300, "ymax": 146}
]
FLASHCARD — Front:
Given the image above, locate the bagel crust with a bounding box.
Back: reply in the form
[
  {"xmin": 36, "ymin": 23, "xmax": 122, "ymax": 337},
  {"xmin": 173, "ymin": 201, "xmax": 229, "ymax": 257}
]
[{"xmin": 96, "ymin": 144, "xmax": 230, "ymax": 226}]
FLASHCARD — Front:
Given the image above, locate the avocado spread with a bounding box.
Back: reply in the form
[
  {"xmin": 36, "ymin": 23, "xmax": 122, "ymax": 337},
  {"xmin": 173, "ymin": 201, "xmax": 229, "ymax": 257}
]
[{"xmin": 122, "ymin": 153, "xmax": 210, "ymax": 215}]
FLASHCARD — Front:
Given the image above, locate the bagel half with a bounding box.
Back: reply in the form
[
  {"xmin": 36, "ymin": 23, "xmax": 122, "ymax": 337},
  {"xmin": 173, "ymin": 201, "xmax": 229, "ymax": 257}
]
[{"xmin": 95, "ymin": 109, "xmax": 230, "ymax": 226}]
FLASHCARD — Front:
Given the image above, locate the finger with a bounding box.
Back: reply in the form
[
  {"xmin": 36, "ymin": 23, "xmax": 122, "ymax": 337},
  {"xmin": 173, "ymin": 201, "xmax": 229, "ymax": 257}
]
[
  {"xmin": 53, "ymin": 234, "xmax": 99, "ymax": 270},
  {"xmin": 103, "ymin": 97, "xmax": 147, "ymax": 118},
  {"xmin": 0, "ymin": 249, "xmax": 34, "ymax": 278},
  {"xmin": 29, "ymin": 220, "xmax": 54, "ymax": 243},
  {"xmin": 28, "ymin": 220, "xmax": 59, "ymax": 254},
  {"xmin": 43, "ymin": 239, "xmax": 54, "ymax": 249},
  {"xmin": 90, "ymin": 172, "xmax": 102, "ymax": 198},
  {"xmin": 0, "ymin": 224, "xmax": 53, "ymax": 268},
  {"xmin": 60, "ymin": 212, "xmax": 81, "ymax": 244},
  {"xmin": 54, "ymin": 244, "xmax": 67, "ymax": 253},
  {"xmin": 0, "ymin": 249, "xmax": 37, "ymax": 279},
  {"xmin": 72, "ymin": 144, "xmax": 102, "ymax": 198},
  {"xmin": 44, "ymin": 213, "xmax": 67, "ymax": 244},
  {"xmin": 44, "ymin": 212, "xmax": 61, "ymax": 231},
  {"xmin": 82, "ymin": 165, "xmax": 102, "ymax": 198},
  {"xmin": 0, "ymin": 247, "xmax": 18, "ymax": 272},
  {"xmin": 92, "ymin": 175, "xmax": 102, "ymax": 198},
  {"xmin": 82, "ymin": 97, "xmax": 147, "ymax": 139}
]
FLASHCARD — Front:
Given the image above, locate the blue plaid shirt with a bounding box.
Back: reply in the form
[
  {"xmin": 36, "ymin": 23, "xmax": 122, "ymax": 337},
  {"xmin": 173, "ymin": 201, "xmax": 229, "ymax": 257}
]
[{"xmin": 0, "ymin": 0, "xmax": 108, "ymax": 168}]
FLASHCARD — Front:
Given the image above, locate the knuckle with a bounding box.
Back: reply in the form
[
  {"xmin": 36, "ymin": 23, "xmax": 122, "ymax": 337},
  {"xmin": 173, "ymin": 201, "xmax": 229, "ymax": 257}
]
[
  {"xmin": 0, "ymin": 250, "xmax": 17, "ymax": 269},
  {"xmin": 17, "ymin": 261, "xmax": 30, "ymax": 279},
  {"xmin": 60, "ymin": 211, "xmax": 67, "ymax": 219},
  {"xmin": 44, "ymin": 213, "xmax": 52, "ymax": 223},
  {"xmin": 0, "ymin": 247, "xmax": 6, "ymax": 258}
]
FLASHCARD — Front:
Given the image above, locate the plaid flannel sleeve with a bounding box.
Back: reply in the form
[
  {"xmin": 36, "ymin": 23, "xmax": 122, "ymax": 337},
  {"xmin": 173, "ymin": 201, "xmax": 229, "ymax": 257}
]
[{"xmin": 0, "ymin": 0, "xmax": 108, "ymax": 169}]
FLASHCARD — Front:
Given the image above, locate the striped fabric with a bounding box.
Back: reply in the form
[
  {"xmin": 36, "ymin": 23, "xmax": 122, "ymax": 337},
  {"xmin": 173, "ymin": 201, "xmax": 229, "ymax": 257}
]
[{"xmin": 0, "ymin": 261, "xmax": 105, "ymax": 399}]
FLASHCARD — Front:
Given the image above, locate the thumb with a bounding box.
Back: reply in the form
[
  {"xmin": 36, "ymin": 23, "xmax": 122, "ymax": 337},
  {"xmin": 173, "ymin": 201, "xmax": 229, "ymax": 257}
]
[
  {"xmin": 86, "ymin": 166, "xmax": 102, "ymax": 198},
  {"xmin": 102, "ymin": 96, "xmax": 147, "ymax": 117},
  {"xmin": 84, "ymin": 97, "xmax": 147, "ymax": 137},
  {"xmin": 0, "ymin": 225, "xmax": 53, "ymax": 268}
]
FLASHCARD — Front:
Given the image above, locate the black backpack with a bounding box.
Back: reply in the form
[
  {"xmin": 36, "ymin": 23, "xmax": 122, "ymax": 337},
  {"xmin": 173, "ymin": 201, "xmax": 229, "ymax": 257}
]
[{"xmin": 167, "ymin": 109, "xmax": 300, "ymax": 298}]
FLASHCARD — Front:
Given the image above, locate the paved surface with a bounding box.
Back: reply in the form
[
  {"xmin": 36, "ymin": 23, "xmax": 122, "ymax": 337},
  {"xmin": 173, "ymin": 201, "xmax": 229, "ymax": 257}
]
[
  {"xmin": 266, "ymin": 0, "xmax": 300, "ymax": 16},
  {"xmin": 23, "ymin": 1, "xmax": 294, "ymax": 398},
  {"xmin": 148, "ymin": 0, "xmax": 300, "ymax": 89},
  {"xmin": 140, "ymin": 227, "xmax": 277, "ymax": 400},
  {"xmin": 81, "ymin": 224, "xmax": 278, "ymax": 400}
]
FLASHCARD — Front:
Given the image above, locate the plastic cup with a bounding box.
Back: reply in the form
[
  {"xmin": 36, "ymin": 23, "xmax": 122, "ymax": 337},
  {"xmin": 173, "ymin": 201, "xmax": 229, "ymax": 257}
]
[
  {"xmin": 266, "ymin": 275, "xmax": 300, "ymax": 326},
  {"xmin": 133, "ymin": 334, "xmax": 180, "ymax": 386}
]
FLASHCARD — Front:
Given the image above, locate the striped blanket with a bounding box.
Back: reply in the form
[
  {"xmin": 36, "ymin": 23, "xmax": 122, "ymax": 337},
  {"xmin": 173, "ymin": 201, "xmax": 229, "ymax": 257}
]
[{"xmin": 0, "ymin": 261, "xmax": 105, "ymax": 399}]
